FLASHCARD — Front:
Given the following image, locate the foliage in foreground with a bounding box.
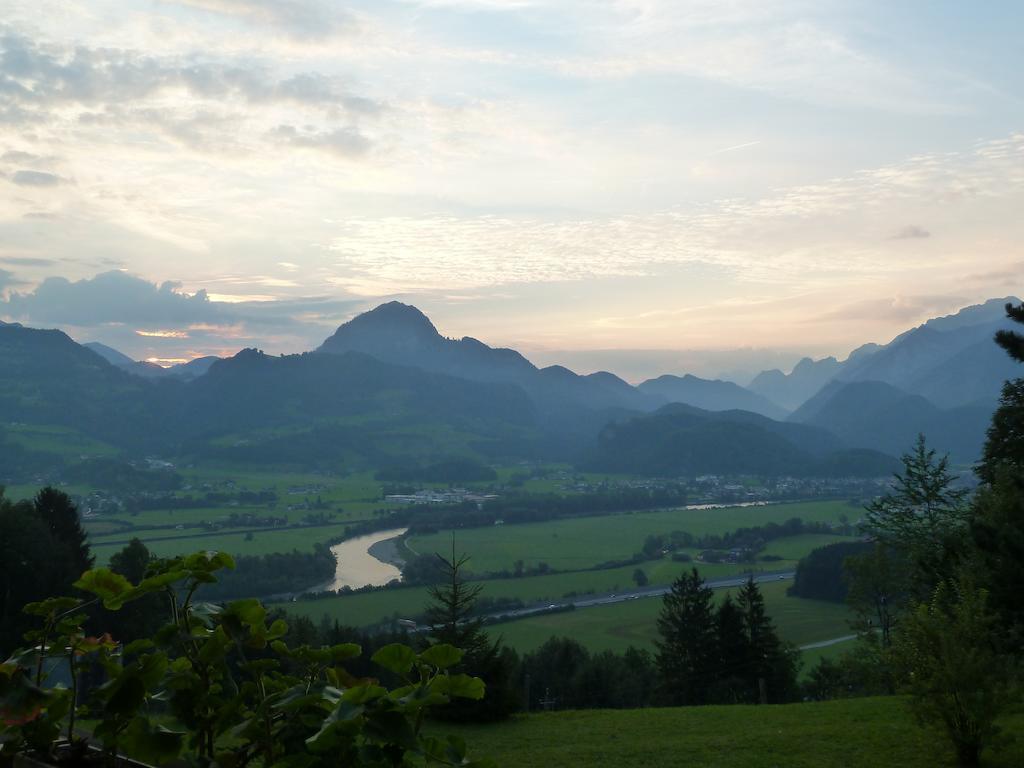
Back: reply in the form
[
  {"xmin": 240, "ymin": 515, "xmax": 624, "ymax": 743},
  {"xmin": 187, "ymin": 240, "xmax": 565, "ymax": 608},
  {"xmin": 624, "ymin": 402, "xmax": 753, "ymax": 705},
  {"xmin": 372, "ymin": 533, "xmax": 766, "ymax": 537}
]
[{"xmin": 0, "ymin": 551, "xmax": 491, "ymax": 768}]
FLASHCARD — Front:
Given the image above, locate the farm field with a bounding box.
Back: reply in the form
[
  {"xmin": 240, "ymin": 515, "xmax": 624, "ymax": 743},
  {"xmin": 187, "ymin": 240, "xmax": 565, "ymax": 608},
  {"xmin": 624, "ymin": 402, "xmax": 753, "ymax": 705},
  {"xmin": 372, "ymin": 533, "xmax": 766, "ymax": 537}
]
[
  {"xmin": 90, "ymin": 522, "xmax": 354, "ymax": 560},
  {"xmin": 442, "ymin": 697, "xmax": 1024, "ymax": 768},
  {"xmin": 407, "ymin": 500, "xmax": 858, "ymax": 573},
  {"xmin": 490, "ymin": 580, "xmax": 852, "ymax": 655},
  {"xmin": 275, "ymin": 557, "xmax": 801, "ymax": 629}
]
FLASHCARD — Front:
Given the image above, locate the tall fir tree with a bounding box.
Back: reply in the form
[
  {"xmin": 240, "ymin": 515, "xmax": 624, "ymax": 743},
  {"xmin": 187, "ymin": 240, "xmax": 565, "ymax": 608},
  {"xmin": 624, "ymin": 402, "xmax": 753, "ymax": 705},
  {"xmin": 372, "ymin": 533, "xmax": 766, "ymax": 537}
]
[
  {"xmin": 736, "ymin": 577, "xmax": 798, "ymax": 703},
  {"xmin": 423, "ymin": 545, "xmax": 519, "ymax": 721},
  {"xmin": 655, "ymin": 568, "xmax": 718, "ymax": 705},
  {"xmin": 711, "ymin": 594, "xmax": 750, "ymax": 704}
]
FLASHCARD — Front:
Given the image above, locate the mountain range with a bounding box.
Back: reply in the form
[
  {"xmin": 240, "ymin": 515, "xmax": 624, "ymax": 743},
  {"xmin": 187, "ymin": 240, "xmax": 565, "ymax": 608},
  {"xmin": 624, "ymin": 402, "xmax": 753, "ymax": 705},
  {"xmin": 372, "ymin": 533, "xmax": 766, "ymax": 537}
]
[{"xmin": 0, "ymin": 297, "xmax": 1018, "ymax": 481}]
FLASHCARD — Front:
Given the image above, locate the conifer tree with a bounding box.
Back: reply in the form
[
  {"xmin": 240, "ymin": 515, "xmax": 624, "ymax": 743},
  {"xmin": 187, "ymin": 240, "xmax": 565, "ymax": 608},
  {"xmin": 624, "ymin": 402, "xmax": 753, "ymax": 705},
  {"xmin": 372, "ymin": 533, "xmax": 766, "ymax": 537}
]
[
  {"xmin": 423, "ymin": 545, "xmax": 518, "ymax": 721},
  {"xmin": 737, "ymin": 577, "xmax": 798, "ymax": 703},
  {"xmin": 655, "ymin": 568, "xmax": 717, "ymax": 705}
]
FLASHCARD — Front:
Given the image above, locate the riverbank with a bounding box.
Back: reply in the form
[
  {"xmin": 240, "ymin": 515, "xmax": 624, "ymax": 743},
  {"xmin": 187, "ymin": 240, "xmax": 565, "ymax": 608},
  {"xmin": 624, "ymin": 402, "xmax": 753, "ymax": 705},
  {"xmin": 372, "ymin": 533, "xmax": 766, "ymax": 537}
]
[
  {"xmin": 368, "ymin": 532, "xmax": 407, "ymax": 570},
  {"xmin": 318, "ymin": 527, "xmax": 409, "ymax": 591}
]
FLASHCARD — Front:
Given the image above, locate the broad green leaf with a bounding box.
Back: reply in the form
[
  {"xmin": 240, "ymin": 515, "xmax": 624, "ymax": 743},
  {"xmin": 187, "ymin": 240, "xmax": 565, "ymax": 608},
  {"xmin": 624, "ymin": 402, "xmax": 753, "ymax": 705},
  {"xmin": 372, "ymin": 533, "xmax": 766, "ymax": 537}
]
[
  {"xmin": 419, "ymin": 643, "xmax": 463, "ymax": 670},
  {"xmin": 74, "ymin": 569, "xmax": 132, "ymax": 607},
  {"xmin": 371, "ymin": 643, "xmax": 417, "ymax": 677}
]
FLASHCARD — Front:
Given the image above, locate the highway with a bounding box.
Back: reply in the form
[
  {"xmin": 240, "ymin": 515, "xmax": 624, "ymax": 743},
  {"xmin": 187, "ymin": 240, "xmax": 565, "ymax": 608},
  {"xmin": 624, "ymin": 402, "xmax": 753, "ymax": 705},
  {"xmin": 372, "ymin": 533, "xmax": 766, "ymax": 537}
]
[{"xmin": 481, "ymin": 570, "xmax": 796, "ymax": 624}]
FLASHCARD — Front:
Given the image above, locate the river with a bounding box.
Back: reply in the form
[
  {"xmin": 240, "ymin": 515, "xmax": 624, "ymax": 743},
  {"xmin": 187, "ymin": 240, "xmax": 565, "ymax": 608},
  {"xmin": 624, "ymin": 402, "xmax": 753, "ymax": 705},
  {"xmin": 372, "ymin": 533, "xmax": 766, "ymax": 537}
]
[{"xmin": 319, "ymin": 527, "xmax": 408, "ymax": 591}]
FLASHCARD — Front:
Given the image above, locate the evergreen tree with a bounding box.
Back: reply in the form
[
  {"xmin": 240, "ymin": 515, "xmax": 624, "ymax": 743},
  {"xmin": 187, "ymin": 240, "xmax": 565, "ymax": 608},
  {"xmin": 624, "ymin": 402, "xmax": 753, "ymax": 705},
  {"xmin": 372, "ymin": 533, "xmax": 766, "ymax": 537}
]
[
  {"xmin": 423, "ymin": 547, "xmax": 519, "ymax": 721},
  {"xmin": 33, "ymin": 487, "xmax": 93, "ymax": 591},
  {"xmin": 863, "ymin": 435, "xmax": 969, "ymax": 592},
  {"xmin": 711, "ymin": 594, "xmax": 749, "ymax": 703},
  {"xmin": 655, "ymin": 568, "xmax": 717, "ymax": 705},
  {"xmin": 736, "ymin": 577, "xmax": 798, "ymax": 703},
  {"xmin": 993, "ymin": 300, "xmax": 1024, "ymax": 363}
]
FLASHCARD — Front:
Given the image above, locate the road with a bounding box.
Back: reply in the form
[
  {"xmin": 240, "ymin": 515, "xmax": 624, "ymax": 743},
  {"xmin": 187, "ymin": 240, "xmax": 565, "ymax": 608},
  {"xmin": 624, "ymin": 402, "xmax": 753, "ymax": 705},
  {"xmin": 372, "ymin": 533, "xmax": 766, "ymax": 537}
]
[{"xmin": 480, "ymin": 570, "xmax": 796, "ymax": 625}]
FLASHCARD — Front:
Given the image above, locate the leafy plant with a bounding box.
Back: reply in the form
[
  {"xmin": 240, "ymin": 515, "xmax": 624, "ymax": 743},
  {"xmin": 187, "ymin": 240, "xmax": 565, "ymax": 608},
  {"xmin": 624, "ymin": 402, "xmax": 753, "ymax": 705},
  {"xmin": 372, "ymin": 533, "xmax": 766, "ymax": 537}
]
[{"xmin": 1, "ymin": 551, "xmax": 491, "ymax": 768}]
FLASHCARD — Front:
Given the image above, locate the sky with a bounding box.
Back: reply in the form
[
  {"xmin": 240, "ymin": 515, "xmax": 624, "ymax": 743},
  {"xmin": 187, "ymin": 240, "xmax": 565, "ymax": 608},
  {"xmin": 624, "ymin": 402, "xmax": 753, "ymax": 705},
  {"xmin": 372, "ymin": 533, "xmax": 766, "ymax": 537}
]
[{"xmin": 0, "ymin": 0, "xmax": 1022, "ymax": 381}]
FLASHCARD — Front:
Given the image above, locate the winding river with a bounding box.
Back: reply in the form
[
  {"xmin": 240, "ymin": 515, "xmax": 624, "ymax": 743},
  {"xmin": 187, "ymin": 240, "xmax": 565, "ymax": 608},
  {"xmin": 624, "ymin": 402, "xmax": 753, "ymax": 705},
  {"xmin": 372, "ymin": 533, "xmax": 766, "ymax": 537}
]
[{"xmin": 320, "ymin": 527, "xmax": 408, "ymax": 591}]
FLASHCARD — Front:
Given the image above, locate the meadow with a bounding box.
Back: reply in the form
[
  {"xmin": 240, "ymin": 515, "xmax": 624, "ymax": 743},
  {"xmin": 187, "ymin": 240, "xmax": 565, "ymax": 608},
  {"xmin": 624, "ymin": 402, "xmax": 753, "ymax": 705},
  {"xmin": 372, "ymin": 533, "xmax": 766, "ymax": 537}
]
[
  {"xmin": 489, "ymin": 580, "xmax": 852, "ymax": 655},
  {"xmin": 442, "ymin": 697, "xmax": 1024, "ymax": 768},
  {"xmin": 406, "ymin": 500, "xmax": 858, "ymax": 573},
  {"xmin": 275, "ymin": 557, "xmax": 803, "ymax": 629}
]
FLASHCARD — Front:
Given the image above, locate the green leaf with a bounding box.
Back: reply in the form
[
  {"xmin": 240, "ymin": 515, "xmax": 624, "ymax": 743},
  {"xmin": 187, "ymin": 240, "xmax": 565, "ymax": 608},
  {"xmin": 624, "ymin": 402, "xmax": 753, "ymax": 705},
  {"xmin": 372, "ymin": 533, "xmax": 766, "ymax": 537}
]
[
  {"xmin": 120, "ymin": 718, "xmax": 185, "ymax": 764},
  {"xmin": 371, "ymin": 643, "xmax": 417, "ymax": 677},
  {"xmin": 438, "ymin": 673, "xmax": 485, "ymax": 700},
  {"xmin": 419, "ymin": 643, "xmax": 463, "ymax": 670},
  {"xmin": 74, "ymin": 569, "xmax": 132, "ymax": 608},
  {"xmin": 329, "ymin": 643, "xmax": 361, "ymax": 662}
]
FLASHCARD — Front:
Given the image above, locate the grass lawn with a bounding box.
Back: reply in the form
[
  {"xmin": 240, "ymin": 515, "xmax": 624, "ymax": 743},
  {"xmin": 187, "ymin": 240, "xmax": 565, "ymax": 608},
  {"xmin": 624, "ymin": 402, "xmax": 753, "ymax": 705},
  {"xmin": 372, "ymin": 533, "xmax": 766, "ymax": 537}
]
[
  {"xmin": 442, "ymin": 697, "xmax": 1024, "ymax": 768},
  {"xmin": 407, "ymin": 500, "xmax": 858, "ymax": 574},
  {"xmin": 490, "ymin": 581, "xmax": 852, "ymax": 655}
]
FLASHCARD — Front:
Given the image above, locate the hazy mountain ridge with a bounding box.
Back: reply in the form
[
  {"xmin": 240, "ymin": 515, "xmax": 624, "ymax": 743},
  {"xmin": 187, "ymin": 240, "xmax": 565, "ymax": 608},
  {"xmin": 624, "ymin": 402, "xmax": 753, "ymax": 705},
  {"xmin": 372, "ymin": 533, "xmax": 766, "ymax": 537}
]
[
  {"xmin": 318, "ymin": 301, "xmax": 662, "ymax": 414},
  {"xmin": 790, "ymin": 380, "xmax": 991, "ymax": 462},
  {"xmin": 0, "ymin": 298, "xmax": 1015, "ymax": 476},
  {"xmin": 585, "ymin": 402, "xmax": 901, "ymax": 478},
  {"xmin": 84, "ymin": 341, "xmax": 221, "ymax": 381},
  {"xmin": 749, "ymin": 297, "xmax": 1020, "ymax": 413},
  {"xmin": 638, "ymin": 374, "xmax": 788, "ymax": 419}
]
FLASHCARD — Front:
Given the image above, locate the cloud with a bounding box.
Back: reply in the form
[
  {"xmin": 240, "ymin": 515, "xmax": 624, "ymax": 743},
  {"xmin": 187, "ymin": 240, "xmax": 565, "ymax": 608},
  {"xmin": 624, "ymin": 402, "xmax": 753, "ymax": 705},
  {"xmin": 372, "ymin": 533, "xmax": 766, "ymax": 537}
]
[
  {"xmin": 1, "ymin": 270, "xmax": 365, "ymax": 344},
  {"xmin": 891, "ymin": 225, "xmax": 930, "ymax": 240},
  {"xmin": 324, "ymin": 134, "xmax": 1024, "ymax": 293},
  {"xmin": 2, "ymin": 271, "xmax": 221, "ymax": 326},
  {"xmin": 812, "ymin": 295, "xmax": 968, "ymax": 326},
  {"xmin": 160, "ymin": 0, "xmax": 355, "ymax": 40},
  {"xmin": 0, "ymin": 256, "xmax": 58, "ymax": 267},
  {"xmin": 0, "ymin": 268, "xmax": 26, "ymax": 291},
  {"xmin": 9, "ymin": 170, "xmax": 65, "ymax": 186},
  {"xmin": 0, "ymin": 32, "xmax": 381, "ymax": 155},
  {"xmin": 269, "ymin": 124, "xmax": 372, "ymax": 157}
]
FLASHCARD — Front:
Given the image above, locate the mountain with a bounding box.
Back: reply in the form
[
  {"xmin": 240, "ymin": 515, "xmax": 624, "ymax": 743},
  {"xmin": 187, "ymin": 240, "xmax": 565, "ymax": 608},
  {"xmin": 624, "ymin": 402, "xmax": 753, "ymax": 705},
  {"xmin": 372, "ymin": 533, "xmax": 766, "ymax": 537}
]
[
  {"xmin": 749, "ymin": 357, "xmax": 843, "ymax": 411},
  {"xmin": 637, "ymin": 374, "xmax": 787, "ymax": 419},
  {"xmin": 585, "ymin": 402, "xmax": 897, "ymax": 477},
  {"xmin": 748, "ymin": 298, "xmax": 1019, "ymax": 414},
  {"xmin": 0, "ymin": 324, "xmax": 168, "ymax": 449},
  {"xmin": 790, "ymin": 380, "xmax": 991, "ymax": 463},
  {"xmin": 84, "ymin": 341, "xmax": 221, "ymax": 381},
  {"xmin": 318, "ymin": 302, "xmax": 660, "ymax": 414},
  {"xmin": 169, "ymin": 348, "xmax": 545, "ymax": 469},
  {"xmin": 835, "ymin": 298, "xmax": 1020, "ymax": 409}
]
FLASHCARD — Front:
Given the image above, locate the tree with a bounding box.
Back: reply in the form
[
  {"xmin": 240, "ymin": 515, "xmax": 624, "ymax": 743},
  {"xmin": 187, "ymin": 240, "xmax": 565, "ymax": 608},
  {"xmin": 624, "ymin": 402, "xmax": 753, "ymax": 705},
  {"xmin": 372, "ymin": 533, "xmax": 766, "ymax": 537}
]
[
  {"xmin": 710, "ymin": 594, "xmax": 749, "ymax": 704},
  {"xmin": 631, "ymin": 568, "xmax": 648, "ymax": 587},
  {"xmin": 423, "ymin": 547, "xmax": 519, "ymax": 721},
  {"xmin": 33, "ymin": 487, "xmax": 93, "ymax": 581},
  {"xmin": 863, "ymin": 435, "xmax": 969, "ymax": 592},
  {"xmin": 655, "ymin": 568, "xmax": 717, "ymax": 705},
  {"xmin": 736, "ymin": 577, "xmax": 798, "ymax": 703},
  {"xmin": 893, "ymin": 578, "xmax": 1014, "ymax": 768},
  {"xmin": 844, "ymin": 543, "xmax": 910, "ymax": 650},
  {"xmin": 993, "ymin": 300, "xmax": 1024, "ymax": 362},
  {"xmin": 92, "ymin": 539, "xmax": 166, "ymax": 645},
  {"xmin": 0, "ymin": 493, "xmax": 52, "ymax": 654},
  {"xmin": 971, "ymin": 470, "xmax": 1024, "ymax": 647}
]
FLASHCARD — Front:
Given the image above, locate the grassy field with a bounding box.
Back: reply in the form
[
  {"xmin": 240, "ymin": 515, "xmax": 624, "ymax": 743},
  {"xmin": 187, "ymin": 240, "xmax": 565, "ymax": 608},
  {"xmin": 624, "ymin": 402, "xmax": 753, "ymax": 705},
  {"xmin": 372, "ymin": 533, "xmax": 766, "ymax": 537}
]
[
  {"xmin": 490, "ymin": 581, "xmax": 851, "ymax": 655},
  {"xmin": 276, "ymin": 558, "xmax": 801, "ymax": 629},
  {"xmin": 90, "ymin": 522, "xmax": 356, "ymax": 560},
  {"xmin": 442, "ymin": 697, "xmax": 1024, "ymax": 768},
  {"xmin": 407, "ymin": 501, "xmax": 857, "ymax": 574}
]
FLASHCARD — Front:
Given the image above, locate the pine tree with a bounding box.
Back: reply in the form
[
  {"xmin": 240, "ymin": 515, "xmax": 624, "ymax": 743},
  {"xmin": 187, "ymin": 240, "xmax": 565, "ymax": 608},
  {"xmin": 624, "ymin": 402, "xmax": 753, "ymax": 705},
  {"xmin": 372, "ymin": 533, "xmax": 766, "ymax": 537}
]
[
  {"xmin": 34, "ymin": 486, "xmax": 93, "ymax": 585},
  {"xmin": 655, "ymin": 568, "xmax": 717, "ymax": 705},
  {"xmin": 711, "ymin": 594, "xmax": 750, "ymax": 703},
  {"xmin": 423, "ymin": 545, "xmax": 518, "ymax": 721},
  {"xmin": 993, "ymin": 300, "xmax": 1024, "ymax": 363},
  {"xmin": 736, "ymin": 577, "xmax": 798, "ymax": 703},
  {"xmin": 863, "ymin": 435, "xmax": 969, "ymax": 591}
]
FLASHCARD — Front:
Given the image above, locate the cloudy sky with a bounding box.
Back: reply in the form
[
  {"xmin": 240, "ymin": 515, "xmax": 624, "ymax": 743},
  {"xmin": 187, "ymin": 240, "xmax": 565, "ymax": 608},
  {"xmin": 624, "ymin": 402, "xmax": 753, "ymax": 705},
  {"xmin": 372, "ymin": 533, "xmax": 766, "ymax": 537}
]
[{"xmin": 0, "ymin": 1, "xmax": 1022, "ymax": 379}]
